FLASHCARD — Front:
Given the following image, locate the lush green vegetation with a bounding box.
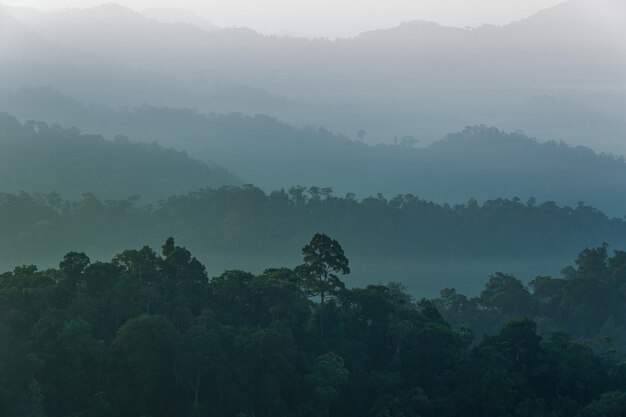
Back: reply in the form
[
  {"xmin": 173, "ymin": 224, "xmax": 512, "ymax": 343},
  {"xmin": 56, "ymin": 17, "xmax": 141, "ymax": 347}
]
[
  {"xmin": 435, "ymin": 244, "xmax": 626, "ymax": 355},
  {"xmin": 1, "ymin": 185, "xmax": 624, "ymax": 278},
  {"xmin": 0, "ymin": 113, "xmax": 238, "ymax": 200},
  {"xmin": 2, "ymin": 235, "xmax": 626, "ymax": 417}
]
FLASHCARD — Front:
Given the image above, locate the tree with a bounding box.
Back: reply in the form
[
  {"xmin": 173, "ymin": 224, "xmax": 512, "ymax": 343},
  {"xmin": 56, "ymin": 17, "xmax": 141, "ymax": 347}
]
[
  {"xmin": 490, "ymin": 318, "xmax": 542, "ymax": 377},
  {"xmin": 233, "ymin": 324, "xmax": 300, "ymax": 416},
  {"xmin": 305, "ymin": 352, "xmax": 349, "ymax": 417},
  {"xmin": 296, "ymin": 233, "xmax": 350, "ymax": 305},
  {"xmin": 59, "ymin": 252, "xmax": 91, "ymax": 287},
  {"xmin": 25, "ymin": 379, "xmax": 47, "ymax": 417},
  {"xmin": 109, "ymin": 315, "xmax": 177, "ymax": 417},
  {"xmin": 580, "ymin": 390, "xmax": 626, "ymax": 417},
  {"xmin": 480, "ymin": 273, "xmax": 535, "ymax": 318},
  {"xmin": 176, "ymin": 325, "xmax": 223, "ymax": 411},
  {"xmin": 295, "ymin": 234, "xmax": 349, "ymax": 340}
]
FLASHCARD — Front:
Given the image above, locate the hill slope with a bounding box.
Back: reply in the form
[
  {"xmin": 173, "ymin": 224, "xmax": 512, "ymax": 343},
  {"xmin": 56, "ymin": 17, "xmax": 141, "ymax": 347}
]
[
  {"xmin": 3, "ymin": 89, "xmax": 626, "ymax": 216},
  {"xmin": 0, "ymin": 113, "xmax": 239, "ymax": 200}
]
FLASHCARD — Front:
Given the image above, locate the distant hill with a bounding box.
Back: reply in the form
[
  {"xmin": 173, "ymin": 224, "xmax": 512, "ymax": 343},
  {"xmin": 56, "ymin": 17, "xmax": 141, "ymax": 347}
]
[
  {"xmin": 2, "ymin": 89, "xmax": 626, "ymax": 216},
  {"xmin": 0, "ymin": 5, "xmax": 292, "ymax": 116},
  {"xmin": 0, "ymin": 113, "xmax": 239, "ymax": 200},
  {"xmin": 9, "ymin": 0, "xmax": 623, "ymax": 91},
  {"xmin": 141, "ymin": 8, "xmax": 219, "ymax": 31},
  {"xmin": 2, "ymin": 0, "xmax": 624, "ymax": 151}
]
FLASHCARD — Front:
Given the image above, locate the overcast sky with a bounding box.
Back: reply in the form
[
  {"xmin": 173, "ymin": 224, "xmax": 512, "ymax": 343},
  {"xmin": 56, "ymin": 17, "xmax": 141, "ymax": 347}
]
[{"xmin": 1, "ymin": 0, "xmax": 567, "ymax": 37}]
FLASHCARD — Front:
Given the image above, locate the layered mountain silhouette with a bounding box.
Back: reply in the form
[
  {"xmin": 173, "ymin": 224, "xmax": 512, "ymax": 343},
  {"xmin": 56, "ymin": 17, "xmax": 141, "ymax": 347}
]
[
  {"xmin": 1, "ymin": 0, "xmax": 624, "ymax": 151},
  {"xmin": 0, "ymin": 112, "xmax": 238, "ymax": 200},
  {"xmin": 141, "ymin": 7, "xmax": 219, "ymax": 31},
  {"xmin": 2, "ymin": 88, "xmax": 626, "ymax": 217}
]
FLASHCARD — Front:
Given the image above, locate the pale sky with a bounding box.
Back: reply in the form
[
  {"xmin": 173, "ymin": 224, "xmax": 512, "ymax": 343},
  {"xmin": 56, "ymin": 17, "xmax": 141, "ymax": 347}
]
[{"xmin": 1, "ymin": 0, "xmax": 567, "ymax": 38}]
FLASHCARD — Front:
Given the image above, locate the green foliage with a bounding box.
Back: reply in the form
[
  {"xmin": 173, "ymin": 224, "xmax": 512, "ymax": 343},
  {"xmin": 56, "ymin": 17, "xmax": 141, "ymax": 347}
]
[
  {"xmin": 0, "ymin": 238, "xmax": 624, "ymax": 417},
  {"xmin": 305, "ymin": 353, "xmax": 349, "ymax": 416},
  {"xmin": 581, "ymin": 391, "xmax": 626, "ymax": 417},
  {"xmin": 436, "ymin": 244, "xmax": 626, "ymax": 360},
  {"xmin": 297, "ymin": 233, "xmax": 350, "ymax": 303},
  {"xmin": 480, "ymin": 273, "xmax": 536, "ymax": 317},
  {"xmin": 25, "ymin": 380, "xmax": 47, "ymax": 417},
  {"xmin": 109, "ymin": 315, "xmax": 178, "ymax": 417},
  {"xmin": 1, "ymin": 185, "xmax": 625, "ymax": 277}
]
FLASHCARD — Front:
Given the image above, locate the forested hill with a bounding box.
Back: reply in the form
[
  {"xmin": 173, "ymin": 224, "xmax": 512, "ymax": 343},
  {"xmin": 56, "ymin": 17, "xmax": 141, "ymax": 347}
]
[
  {"xmin": 0, "ymin": 113, "xmax": 239, "ymax": 200},
  {"xmin": 3, "ymin": 236, "xmax": 626, "ymax": 417},
  {"xmin": 4, "ymin": 89, "xmax": 626, "ymax": 216},
  {"xmin": 2, "ymin": 185, "xmax": 625, "ymax": 293}
]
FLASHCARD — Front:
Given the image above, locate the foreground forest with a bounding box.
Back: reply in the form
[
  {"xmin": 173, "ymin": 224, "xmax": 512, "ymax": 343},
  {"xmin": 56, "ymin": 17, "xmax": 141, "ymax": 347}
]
[
  {"xmin": 3, "ymin": 235, "xmax": 626, "ymax": 417},
  {"xmin": 435, "ymin": 244, "xmax": 626, "ymax": 353}
]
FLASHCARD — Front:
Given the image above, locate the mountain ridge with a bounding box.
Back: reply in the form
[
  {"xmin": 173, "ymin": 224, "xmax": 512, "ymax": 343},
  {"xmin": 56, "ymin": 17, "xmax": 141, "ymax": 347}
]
[
  {"xmin": 0, "ymin": 112, "xmax": 240, "ymax": 200},
  {"xmin": 2, "ymin": 88, "xmax": 625, "ymax": 217},
  {"xmin": 2, "ymin": 0, "xmax": 624, "ymax": 154}
]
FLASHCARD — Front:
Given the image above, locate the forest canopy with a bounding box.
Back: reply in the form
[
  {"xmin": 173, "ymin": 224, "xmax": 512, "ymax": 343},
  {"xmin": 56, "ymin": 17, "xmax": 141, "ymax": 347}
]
[
  {"xmin": 2, "ymin": 236, "xmax": 626, "ymax": 417},
  {"xmin": 1, "ymin": 185, "xmax": 624, "ymax": 279}
]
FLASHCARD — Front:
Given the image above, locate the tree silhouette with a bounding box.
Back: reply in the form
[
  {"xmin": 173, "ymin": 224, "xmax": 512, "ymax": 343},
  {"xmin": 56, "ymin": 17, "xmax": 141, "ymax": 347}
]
[{"xmin": 296, "ymin": 233, "xmax": 350, "ymax": 305}]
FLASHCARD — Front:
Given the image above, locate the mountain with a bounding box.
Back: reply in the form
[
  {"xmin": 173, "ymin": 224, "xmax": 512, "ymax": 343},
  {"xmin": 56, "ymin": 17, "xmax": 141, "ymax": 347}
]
[
  {"xmin": 141, "ymin": 7, "xmax": 219, "ymax": 31},
  {"xmin": 2, "ymin": 88, "xmax": 626, "ymax": 217},
  {"xmin": 0, "ymin": 5, "xmax": 72, "ymax": 61},
  {"xmin": 11, "ymin": 1, "xmax": 624, "ymax": 88},
  {"xmin": 0, "ymin": 5, "xmax": 293, "ymax": 115},
  {"xmin": 0, "ymin": 113, "xmax": 239, "ymax": 200},
  {"xmin": 3, "ymin": 0, "xmax": 625, "ymax": 152}
]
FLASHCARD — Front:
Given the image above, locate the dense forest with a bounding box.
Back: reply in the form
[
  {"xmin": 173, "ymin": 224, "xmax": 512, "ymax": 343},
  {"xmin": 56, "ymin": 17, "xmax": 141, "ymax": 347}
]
[
  {"xmin": 1, "ymin": 185, "xmax": 625, "ymax": 287},
  {"xmin": 3, "ymin": 89, "xmax": 626, "ymax": 216},
  {"xmin": 436, "ymin": 244, "xmax": 626, "ymax": 354},
  {"xmin": 0, "ymin": 113, "xmax": 238, "ymax": 200},
  {"xmin": 3, "ymin": 235, "xmax": 626, "ymax": 417}
]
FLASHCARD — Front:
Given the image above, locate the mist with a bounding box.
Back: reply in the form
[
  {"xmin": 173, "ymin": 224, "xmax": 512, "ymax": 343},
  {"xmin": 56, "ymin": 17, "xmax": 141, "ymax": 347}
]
[
  {"xmin": 1, "ymin": 0, "xmax": 625, "ymax": 153},
  {"xmin": 1, "ymin": 0, "xmax": 567, "ymax": 38},
  {"xmin": 2, "ymin": 1, "xmax": 626, "ymax": 415}
]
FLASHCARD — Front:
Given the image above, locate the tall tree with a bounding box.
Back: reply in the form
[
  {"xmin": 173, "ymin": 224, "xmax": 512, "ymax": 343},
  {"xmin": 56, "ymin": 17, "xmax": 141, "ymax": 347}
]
[
  {"xmin": 296, "ymin": 233, "xmax": 350, "ymax": 305},
  {"xmin": 296, "ymin": 233, "xmax": 350, "ymax": 340}
]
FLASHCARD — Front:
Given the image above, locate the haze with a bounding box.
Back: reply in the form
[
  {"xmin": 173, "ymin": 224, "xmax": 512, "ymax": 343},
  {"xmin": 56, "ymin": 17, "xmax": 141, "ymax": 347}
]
[
  {"xmin": 2, "ymin": 0, "xmax": 567, "ymax": 38},
  {"xmin": 4, "ymin": 1, "xmax": 626, "ymax": 414},
  {"xmin": 1, "ymin": 0, "xmax": 626, "ymax": 282}
]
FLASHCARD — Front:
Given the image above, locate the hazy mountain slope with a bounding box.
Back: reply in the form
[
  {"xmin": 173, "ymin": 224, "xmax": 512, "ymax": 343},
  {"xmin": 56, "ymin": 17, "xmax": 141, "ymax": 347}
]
[
  {"xmin": 3, "ymin": 88, "xmax": 626, "ymax": 217},
  {"xmin": 0, "ymin": 113, "xmax": 239, "ymax": 200},
  {"xmin": 3, "ymin": 0, "xmax": 625, "ymax": 152},
  {"xmin": 10, "ymin": 0, "xmax": 624, "ymax": 93},
  {"xmin": 0, "ymin": 5, "xmax": 294, "ymax": 115},
  {"xmin": 0, "ymin": 5, "xmax": 83, "ymax": 62},
  {"xmin": 141, "ymin": 7, "xmax": 219, "ymax": 31}
]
